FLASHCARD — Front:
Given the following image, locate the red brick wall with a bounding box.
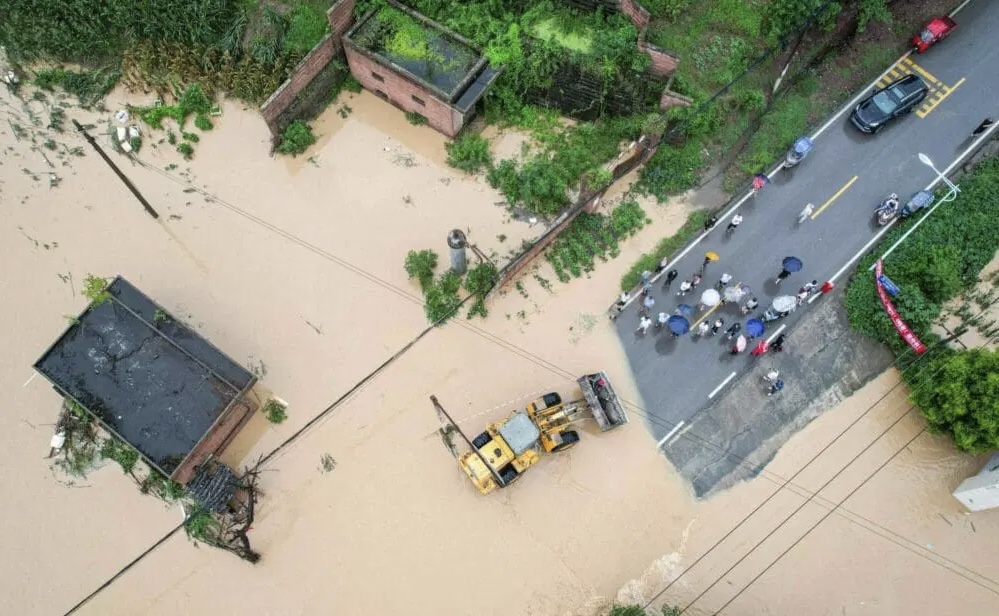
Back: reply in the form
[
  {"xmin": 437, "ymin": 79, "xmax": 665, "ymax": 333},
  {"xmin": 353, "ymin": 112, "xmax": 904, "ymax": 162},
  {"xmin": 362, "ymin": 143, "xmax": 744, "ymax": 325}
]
[
  {"xmin": 618, "ymin": 0, "xmax": 650, "ymax": 30},
  {"xmin": 344, "ymin": 44, "xmax": 463, "ymax": 136},
  {"xmin": 639, "ymin": 41, "xmax": 680, "ymax": 77},
  {"xmin": 328, "ymin": 0, "xmax": 356, "ymax": 44},
  {"xmin": 659, "ymin": 89, "xmax": 692, "ymax": 110},
  {"xmin": 260, "ymin": 35, "xmax": 337, "ymax": 134}
]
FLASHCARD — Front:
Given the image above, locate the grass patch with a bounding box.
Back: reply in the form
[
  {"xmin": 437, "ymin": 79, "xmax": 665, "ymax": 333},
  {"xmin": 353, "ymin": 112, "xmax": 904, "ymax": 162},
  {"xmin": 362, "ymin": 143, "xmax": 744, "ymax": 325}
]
[
  {"xmin": 636, "ymin": 138, "xmax": 706, "ymax": 202},
  {"xmin": 531, "ymin": 16, "xmax": 593, "ymax": 54},
  {"xmin": 621, "ymin": 209, "xmax": 710, "ymax": 291},
  {"xmin": 446, "ymin": 133, "xmax": 492, "ymax": 174},
  {"xmin": 282, "ymin": 3, "xmax": 330, "ymax": 54},
  {"xmin": 135, "ymin": 84, "xmax": 212, "ymax": 130}
]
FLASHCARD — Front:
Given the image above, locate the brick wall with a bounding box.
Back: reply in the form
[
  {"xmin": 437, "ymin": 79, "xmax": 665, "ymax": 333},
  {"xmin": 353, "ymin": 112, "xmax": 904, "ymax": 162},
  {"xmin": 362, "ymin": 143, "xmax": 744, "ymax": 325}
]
[
  {"xmin": 260, "ymin": 35, "xmax": 338, "ymax": 135},
  {"xmin": 328, "ymin": 0, "xmax": 356, "ymax": 44},
  {"xmin": 638, "ymin": 41, "xmax": 680, "ymax": 77},
  {"xmin": 618, "ymin": 0, "xmax": 650, "ymax": 30},
  {"xmin": 659, "ymin": 89, "xmax": 692, "ymax": 110},
  {"xmin": 343, "ymin": 44, "xmax": 463, "ymax": 136}
]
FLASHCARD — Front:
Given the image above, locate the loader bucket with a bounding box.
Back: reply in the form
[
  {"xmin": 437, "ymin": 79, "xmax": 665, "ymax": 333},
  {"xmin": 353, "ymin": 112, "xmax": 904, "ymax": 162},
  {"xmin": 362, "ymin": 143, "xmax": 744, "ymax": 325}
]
[{"xmin": 577, "ymin": 372, "xmax": 628, "ymax": 431}]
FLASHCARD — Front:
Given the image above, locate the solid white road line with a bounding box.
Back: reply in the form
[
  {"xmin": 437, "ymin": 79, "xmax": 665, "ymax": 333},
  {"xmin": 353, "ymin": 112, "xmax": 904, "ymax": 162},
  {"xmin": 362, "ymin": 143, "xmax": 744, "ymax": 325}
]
[
  {"xmin": 766, "ymin": 324, "xmax": 787, "ymax": 343},
  {"xmin": 950, "ymin": 0, "xmax": 974, "ymax": 17},
  {"xmin": 23, "ymin": 372, "xmax": 37, "ymax": 387},
  {"xmin": 657, "ymin": 420, "xmax": 685, "ymax": 448},
  {"xmin": 708, "ymin": 371, "xmax": 737, "ymax": 399}
]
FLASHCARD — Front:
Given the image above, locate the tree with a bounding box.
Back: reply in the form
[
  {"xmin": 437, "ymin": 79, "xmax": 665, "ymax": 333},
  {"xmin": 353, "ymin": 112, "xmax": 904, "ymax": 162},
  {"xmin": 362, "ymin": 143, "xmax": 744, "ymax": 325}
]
[{"xmin": 910, "ymin": 348, "xmax": 999, "ymax": 452}]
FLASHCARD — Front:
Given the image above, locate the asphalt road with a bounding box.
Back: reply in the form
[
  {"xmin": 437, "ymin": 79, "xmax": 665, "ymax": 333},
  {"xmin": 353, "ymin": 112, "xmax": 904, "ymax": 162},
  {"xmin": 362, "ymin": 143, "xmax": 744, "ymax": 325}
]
[{"xmin": 615, "ymin": 0, "xmax": 998, "ymax": 444}]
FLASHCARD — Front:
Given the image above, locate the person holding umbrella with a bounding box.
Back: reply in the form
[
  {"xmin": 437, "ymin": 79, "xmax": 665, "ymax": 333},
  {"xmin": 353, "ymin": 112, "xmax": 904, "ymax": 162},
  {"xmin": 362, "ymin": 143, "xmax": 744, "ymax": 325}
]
[
  {"xmin": 730, "ymin": 334, "xmax": 747, "ymax": 355},
  {"xmin": 775, "ymin": 256, "xmax": 803, "ymax": 285},
  {"xmin": 667, "ymin": 314, "xmax": 691, "ymax": 340}
]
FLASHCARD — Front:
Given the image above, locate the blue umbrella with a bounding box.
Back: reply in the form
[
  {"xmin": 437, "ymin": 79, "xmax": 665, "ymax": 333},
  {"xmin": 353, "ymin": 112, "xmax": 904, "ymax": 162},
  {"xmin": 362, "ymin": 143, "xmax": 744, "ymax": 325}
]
[
  {"xmin": 782, "ymin": 256, "xmax": 803, "ymax": 272},
  {"xmin": 745, "ymin": 319, "xmax": 765, "ymax": 338},
  {"xmin": 667, "ymin": 315, "xmax": 690, "ymax": 335},
  {"xmin": 675, "ymin": 304, "xmax": 694, "ymax": 317}
]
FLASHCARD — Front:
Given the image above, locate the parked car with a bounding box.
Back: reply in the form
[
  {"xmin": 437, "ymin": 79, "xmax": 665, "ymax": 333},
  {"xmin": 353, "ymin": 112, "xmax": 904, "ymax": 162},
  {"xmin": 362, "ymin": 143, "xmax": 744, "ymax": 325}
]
[
  {"xmin": 913, "ymin": 16, "xmax": 957, "ymax": 53},
  {"xmin": 850, "ymin": 74, "xmax": 929, "ymax": 134}
]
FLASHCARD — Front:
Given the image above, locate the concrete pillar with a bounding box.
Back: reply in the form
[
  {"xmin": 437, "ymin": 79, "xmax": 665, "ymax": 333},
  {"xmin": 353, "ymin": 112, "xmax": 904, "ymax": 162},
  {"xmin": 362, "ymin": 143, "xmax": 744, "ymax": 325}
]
[{"xmin": 447, "ymin": 229, "xmax": 467, "ymax": 275}]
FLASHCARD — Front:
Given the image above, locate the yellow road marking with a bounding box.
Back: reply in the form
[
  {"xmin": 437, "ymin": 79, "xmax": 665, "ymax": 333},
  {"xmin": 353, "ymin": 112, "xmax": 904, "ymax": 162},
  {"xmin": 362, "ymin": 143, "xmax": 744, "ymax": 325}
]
[
  {"xmin": 916, "ymin": 77, "xmax": 965, "ymax": 118},
  {"xmin": 902, "ymin": 57, "xmax": 943, "ymax": 86},
  {"xmin": 812, "ymin": 175, "xmax": 859, "ymax": 219}
]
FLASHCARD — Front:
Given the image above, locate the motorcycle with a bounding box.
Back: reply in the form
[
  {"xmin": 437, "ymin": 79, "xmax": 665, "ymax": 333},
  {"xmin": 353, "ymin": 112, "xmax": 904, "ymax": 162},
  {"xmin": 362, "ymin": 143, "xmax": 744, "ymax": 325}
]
[
  {"xmin": 783, "ymin": 136, "xmax": 814, "ymax": 169},
  {"xmin": 901, "ymin": 190, "xmax": 934, "ymax": 218},
  {"xmin": 875, "ymin": 193, "xmax": 900, "ymax": 226}
]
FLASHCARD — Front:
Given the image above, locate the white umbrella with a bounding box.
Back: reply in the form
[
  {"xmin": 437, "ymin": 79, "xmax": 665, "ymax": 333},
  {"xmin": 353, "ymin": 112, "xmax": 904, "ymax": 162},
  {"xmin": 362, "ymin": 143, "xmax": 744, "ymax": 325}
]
[
  {"xmin": 724, "ymin": 283, "xmax": 749, "ymax": 303},
  {"xmin": 700, "ymin": 288, "xmax": 721, "ymax": 307},
  {"xmin": 772, "ymin": 295, "xmax": 797, "ymax": 313}
]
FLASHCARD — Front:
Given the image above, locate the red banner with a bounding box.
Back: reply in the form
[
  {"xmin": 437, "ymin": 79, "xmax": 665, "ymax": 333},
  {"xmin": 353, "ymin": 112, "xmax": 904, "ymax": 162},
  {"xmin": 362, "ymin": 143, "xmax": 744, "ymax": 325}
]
[{"xmin": 874, "ymin": 260, "xmax": 927, "ymax": 354}]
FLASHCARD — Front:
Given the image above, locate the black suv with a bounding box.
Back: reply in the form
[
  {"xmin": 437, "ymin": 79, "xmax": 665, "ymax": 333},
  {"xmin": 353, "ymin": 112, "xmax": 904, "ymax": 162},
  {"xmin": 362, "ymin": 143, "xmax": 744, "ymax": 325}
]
[{"xmin": 850, "ymin": 74, "xmax": 929, "ymax": 134}]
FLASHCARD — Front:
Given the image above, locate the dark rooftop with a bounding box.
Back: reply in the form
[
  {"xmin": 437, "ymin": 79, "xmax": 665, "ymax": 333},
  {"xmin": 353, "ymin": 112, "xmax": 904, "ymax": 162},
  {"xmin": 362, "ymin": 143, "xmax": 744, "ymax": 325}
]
[
  {"xmin": 347, "ymin": 2, "xmax": 485, "ymax": 100},
  {"xmin": 34, "ymin": 277, "xmax": 256, "ymax": 477}
]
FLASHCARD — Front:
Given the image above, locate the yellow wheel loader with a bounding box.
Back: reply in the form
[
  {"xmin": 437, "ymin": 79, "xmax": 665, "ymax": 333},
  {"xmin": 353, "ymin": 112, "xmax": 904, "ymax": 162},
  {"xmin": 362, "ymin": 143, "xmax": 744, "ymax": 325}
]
[{"xmin": 432, "ymin": 372, "xmax": 628, "ymax": 495}]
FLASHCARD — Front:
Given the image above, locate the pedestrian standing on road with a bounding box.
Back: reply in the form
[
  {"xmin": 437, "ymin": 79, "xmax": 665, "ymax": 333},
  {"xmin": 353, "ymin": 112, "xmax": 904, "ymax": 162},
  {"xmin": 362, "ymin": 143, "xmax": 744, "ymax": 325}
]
[
  {"xmin": 704, "ymin": 215, "xmax": 718, "ymax": 232},
  {"xmin": 656, "ymin": 311, "xmax": 668, "ymax": 331},
  {"xmin": 662, "ymin": 268, "xmax": 679, "ymax": 290},
  {"xmin": 691, "ymin": 273, "xmax": 703, "ymax": 289},
  {"xmin": 768, "ymin": 379, "xmax": 785, "ymax": 396},
  {"xmin": 798, "ymin": 202, "xmax": 815, "ymax": 224},
  {"xmin": 641, "ymin": 270, "xmax": 653, "ymax": 284},
  {"xmin": 715, "ymin": 272, "xmax": 733, "ymax": 291},
  {"xmin": 677, "ymin": 278, "xmax": 693, "ymax": 296},
  {"xmin": 711, "ymin": 317, "xmax": 725, "ymax": 336},
  {"xmin": 636, "ymin": 315, "xmax": 653, "ymax": 335},
  {"xmin": 726, "ymin": 214, "xmax": 743, "ymax": 233},
  {"xmin": 724, "ymin": 322, "xmax": 742, "ymax": 339},
  {"xmin": 741, "ymin": 296, "xmax": 759, "ymax": 315},
  {"xmin": 775, "ymin": 268, "xmax": 792, "ymax": 285},
  {"xmin": 642, "ymin": 281, "xmax": 653, "ymax": 297},
  {"xmin": 796, "ymin": 288, "xmax": 809, "ymax": 305},
  {"xmin": 772, "ymin": 333, "xmax": 786, "ymax": 353},
  {"xmin": 611, "ymin": 291, "xmax": 630, "ymax": 321},
  {"xmin": 696, "ymin": 321, "xmax": 710, "ymax": 337},
  {"xmin": 801, "ymin": 279, "xmax": 818, "ymax": 294},
  {"xmin": 972, "ymin": 117, "xmax": 995, "ymax": 138},
  {"xmin": 654, "ymin": 257, "xmax": 670, "ymax": 275},
  {"xmin": 763, "ymin": 369, "xmax": 780, "ymax": 383},
  {"xmin": 640, "ymin": 295, "xmax": 655, "ymax": 316}
]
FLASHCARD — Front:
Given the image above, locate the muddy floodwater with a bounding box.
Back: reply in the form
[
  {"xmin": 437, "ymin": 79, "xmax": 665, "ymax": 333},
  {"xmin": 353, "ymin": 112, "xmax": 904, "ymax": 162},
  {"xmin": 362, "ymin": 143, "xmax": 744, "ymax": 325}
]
[{"xmin": 1, "ymin": 84, "xmax": 997, "ymax": 616}]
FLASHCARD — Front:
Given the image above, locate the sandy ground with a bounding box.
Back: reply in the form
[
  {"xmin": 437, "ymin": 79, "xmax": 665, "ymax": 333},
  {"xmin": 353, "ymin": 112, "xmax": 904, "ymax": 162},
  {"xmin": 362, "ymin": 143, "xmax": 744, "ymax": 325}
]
[{"xmin": 2, "ymin": 81, "xmax": 997, "ymax": 616}]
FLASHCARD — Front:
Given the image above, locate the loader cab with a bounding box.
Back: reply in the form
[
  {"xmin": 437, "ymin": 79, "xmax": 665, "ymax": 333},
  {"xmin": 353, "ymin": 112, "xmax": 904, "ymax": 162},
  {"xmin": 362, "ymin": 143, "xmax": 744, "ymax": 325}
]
[{"xmin": 459, "ymin": 412, "xmax": 541, "ymax": 495}]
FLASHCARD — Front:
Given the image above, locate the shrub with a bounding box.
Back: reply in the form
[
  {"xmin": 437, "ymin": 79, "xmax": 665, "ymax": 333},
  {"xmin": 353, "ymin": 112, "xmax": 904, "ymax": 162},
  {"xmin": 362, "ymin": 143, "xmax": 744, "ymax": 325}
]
[
  {"xmin": 32, "ymin": 67, "xmax": 120, "ymax": 107},
  {"xmin": 637, "ymin": 139, "xmax": 705, "ymax": 201},
  {"xmin": 263, "ymin": 400, "xmax": 288, "ymax": 424},
  {"xmin": 194, "ymin": 114, "xmax": 214, "ymax": 131},
  {"xmin": 404, "ymin": 249, "xmax": 438, "ymax": 291},
  {"xmin": 277, "ymin": 120, "xmax": 316, "ymax": 156},
  {"xmin": 425, "ymin": 272, "xmax": 462, "ymax": 323},
  {"xmin": 177, "ymin": 142, "xmax": 194, "ymax": 159},
  {"xmin": 446, "ymin": 133, "xmax": 493, "ymax": 174},
  {"xmin": 464, "ymin": 262, "xmax": 498, "ymax": 318}
]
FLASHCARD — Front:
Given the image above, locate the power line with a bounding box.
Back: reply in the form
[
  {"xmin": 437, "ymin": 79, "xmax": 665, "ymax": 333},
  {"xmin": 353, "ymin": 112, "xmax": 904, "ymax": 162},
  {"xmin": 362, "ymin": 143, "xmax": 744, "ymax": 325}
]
[{"xmin": 711, "ymin": 426, "xmax": 929, "ymax": 615}]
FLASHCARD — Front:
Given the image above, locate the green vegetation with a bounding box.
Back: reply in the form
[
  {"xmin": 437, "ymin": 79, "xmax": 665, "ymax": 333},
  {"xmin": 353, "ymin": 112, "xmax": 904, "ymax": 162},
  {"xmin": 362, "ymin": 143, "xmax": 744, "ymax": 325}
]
[
  {"xmin": 100, "ymin": 438, "xmax": 140, "ymax": 476},
  {"xmin": 82, "ymin": 274, "xmax": 111, "ymax": 306},
  {"xmin": 464, "ymin": 262, "xmax": 499, "ymax": 318},
  {"xmin": 263, "ymin": 399, "xmax": 288, "ymax": 424},
  {"xmin": 194, "ymin": 115, "xmax": 214, "ymax": 131},
  {"xmin": 404, "ymin": 249, "xmax": 439, "ymax": 292},
  {"xmin": 446, "ymin": 133, "xmax": 493, "ymax": 174},
  {"xmin": 135, "ymin": 84, "xmax": 213, "ymax": 130},
  {"xmin": 637, "ymin": 138, "xmax": 705, "ymax": 200},
  {"xmin": 277, "ymin": 120, "xmax": 317, "ymax": 156},
  {"xmin": 283, "ymin": 3, "xmax": 331, "ymax": 54},
  {"xmin": 487, "ymin": 115, "xmax": 643, "ymax": 217},
  {"xmin": 621, "ymin": 209, "xmax": 710, "ymax": 291},
  {"xmin": 425, "ymin": 272, "xmax": 463, "ymax": 323},
  {"xmin": 32, "ymin": 67, "xmax": 121, "ymax": 107},
  {"xmin": 184, "ymin": 506, "xmax": 222, "ymax": 544},
  {"xmin": 405, "ymin": 111, "xmax": 428, "ymax": 126},
  {"xmin": 177, "ymin": 142, "xmax": 195, "ymax": 159},
  {"xmin": 844, "ymin": 156, "xmax": 999, "ymax": 451},
  {"xmin": 546, "ymin": 200, "xmax": 648, "ymax": 283},
  {"xmin": 609, "ymin": 605, "xmax": 682, "ymax": 616},
  {"xmin": 910, "ymin": 349, "xmax": 999, "ymax": 452}
]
